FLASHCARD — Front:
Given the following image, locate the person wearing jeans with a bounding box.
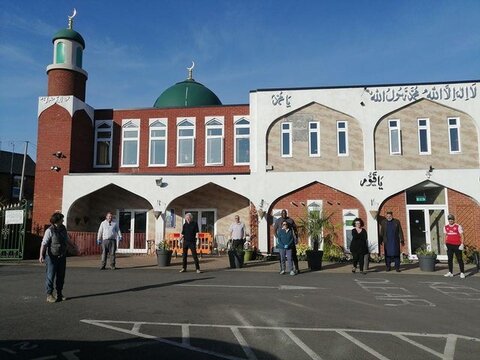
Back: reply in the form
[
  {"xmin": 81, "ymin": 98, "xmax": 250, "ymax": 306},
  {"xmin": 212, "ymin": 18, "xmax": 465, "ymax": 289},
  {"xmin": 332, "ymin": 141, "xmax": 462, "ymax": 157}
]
[
  {"xmin": 39, "ymin": 212, "xmax": 76, "ymax": 303},
  {"xmin": 179, "ymin": 213, "xmax": 201, "ymax": 273},
  {"xmin": 276, "ymin": 221, "xmax": 295, "ymax": 275},
  {"xmin": 443, "ymin": 214, "xmax": 465, "ymax": 278}
]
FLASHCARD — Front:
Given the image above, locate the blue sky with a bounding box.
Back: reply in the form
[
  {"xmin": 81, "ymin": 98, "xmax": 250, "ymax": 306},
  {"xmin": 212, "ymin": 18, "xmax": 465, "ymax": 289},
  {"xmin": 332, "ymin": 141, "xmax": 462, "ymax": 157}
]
[{"xmin": 1, "ymin": 0, "xmax": 479, "ymax": 160}]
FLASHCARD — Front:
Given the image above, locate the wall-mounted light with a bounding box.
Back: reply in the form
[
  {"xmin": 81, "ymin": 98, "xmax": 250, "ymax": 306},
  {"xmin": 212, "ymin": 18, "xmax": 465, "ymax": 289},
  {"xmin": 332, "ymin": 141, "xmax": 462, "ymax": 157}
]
[
  {"xmin": 153, "ymin": 210, "xmax": 162, "ymax": 219},
  {"xmin": 425, "ymin": 165, "xmax": 434, "ymax": 179},
  {"xmin": 360, "ymin": 101, "xmax": 365, "ymax": 107},
  {"xmin": 52, "ymin": 151, "xmax": 65, "ymax": 159},
  {"xmin": 155, "ymin": 178, "xmax": 163, "ymax": 187},
  {"xmin": 50, "ymin": 166, "xmax": 61, "ymax": 172},
  {"xmin": 290, "ymin": 201, "xmax": 298, "ymax": 207},
  {"xmin": 265, "ymin": 165, "xmax": 274, "ymax": 171}
]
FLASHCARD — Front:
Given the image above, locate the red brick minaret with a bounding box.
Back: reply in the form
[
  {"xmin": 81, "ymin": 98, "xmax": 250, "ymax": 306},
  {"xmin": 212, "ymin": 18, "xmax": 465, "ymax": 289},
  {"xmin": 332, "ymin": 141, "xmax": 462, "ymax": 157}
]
[{"xmin": 33, "ymin": 10, "xmax": 93, "ymax": 234}]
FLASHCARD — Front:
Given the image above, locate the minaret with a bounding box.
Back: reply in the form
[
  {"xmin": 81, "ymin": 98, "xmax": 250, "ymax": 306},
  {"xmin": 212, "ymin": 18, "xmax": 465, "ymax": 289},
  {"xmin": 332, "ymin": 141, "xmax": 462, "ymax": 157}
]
[{"xmin": 46, "ymin": 9, "xmax": 88, "ymax": 101}]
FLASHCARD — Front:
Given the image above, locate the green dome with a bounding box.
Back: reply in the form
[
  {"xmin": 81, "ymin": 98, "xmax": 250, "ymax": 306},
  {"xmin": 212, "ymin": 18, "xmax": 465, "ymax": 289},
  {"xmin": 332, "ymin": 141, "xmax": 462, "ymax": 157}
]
[
  {"xmin": 53, "ymin": 28, "xmax": 85, "ymax": 48},
  {"xmin": 154, "ymin": 79, "xmax": 222, "ymax": 108}
]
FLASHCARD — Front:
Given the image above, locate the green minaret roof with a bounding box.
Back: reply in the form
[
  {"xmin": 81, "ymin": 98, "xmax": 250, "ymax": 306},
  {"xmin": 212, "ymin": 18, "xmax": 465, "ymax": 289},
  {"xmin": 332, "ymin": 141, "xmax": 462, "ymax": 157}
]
[{"xmin": 52, "ymin": 28, "xmax": 85, "ymax": 48}]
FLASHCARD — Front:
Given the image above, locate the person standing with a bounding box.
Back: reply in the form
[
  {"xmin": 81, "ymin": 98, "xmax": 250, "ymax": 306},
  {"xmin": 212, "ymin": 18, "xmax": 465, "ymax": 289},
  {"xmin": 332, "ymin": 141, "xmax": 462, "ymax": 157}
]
[
  {"xmin": 350, "ymin": 217, "xmax": 368, "ymax": 274},
  {"xmin": 97, "ymin": 212, "xmax": 122, "ymax": 270},
  {"xmin": 276, "ymin": 221, "xmax": 295, "ymax": 275},
  {"xmin": 229, "ymin": 215, "xmax": 246, "ymax": 250},
  {"xmin": 39, "ymin": 212, "xmax": 76, "ymax": 303},
  {"xmin": 379, "ymin": 211, "xmax": 405, "ymax": 272},
  {"xmin": 273, "ymin": 209, "xmax": 300, "ymax": 273},
  {"xmin": 443, "ymin": 214, "xmax": 465, "ymax": 278},
  {"xmin": 180, "ymin": 213, "xmax": 201, "ymax": 273}
]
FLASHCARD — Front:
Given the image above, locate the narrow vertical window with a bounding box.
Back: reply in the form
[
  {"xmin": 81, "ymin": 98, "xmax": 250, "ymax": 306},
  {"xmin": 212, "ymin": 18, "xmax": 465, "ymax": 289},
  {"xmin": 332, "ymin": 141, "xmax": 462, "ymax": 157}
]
[
  {"xmin": 309, "ymin": 121, "xmax": 320, "ymax": 157},
  {"xmin": 448, "ymin": 117, "xmax": 461, "ymax": 153},
  {"xmin": 55, "ymin": 42, "xmax": 65, "ymax": 64},
  {"xmin": 76, "ymin": 47, "xmax": 83, "ymax": 68},
  {"xmin": 281, "ymin": 122, "xmax": 292, "ymax": 157},
  {"xmin": 149, "ymin": 119, "xmax": 167, "ymax": 166},
  {"xmin": 418, "ymin": 118, "xmax": 431, "ymax": 155},
  {"xmin": 388, "ymin": 119, "xmax": 401, "ymax": 155},
  {"xmin": 94, "ymin": 121, "xmax": 113, "ymax": 168},
  {"xmin": 121, "ymin": 120, "xmax": 140, "ymax": 166},
  {"xmin": 337, "ymin": 121, "xmax": 348, "ymax": 156},
  {"xmin": 205, "ymin": 118, "xmax": 224, "ymax": 165},
  {"xmin": 234, "ymin": 117, "xmax": 250, "ymax": 165},
  {"xmin": 177, "ymin": 118, "xmax": 195, "ymax": 165}
]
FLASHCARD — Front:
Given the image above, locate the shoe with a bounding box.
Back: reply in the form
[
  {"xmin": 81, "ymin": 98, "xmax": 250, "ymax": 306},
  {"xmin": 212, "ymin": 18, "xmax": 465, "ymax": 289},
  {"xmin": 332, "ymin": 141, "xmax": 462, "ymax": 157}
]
[
  {"xmin": 57, "ymin": 294, "xmax": 67, "ymax": 302},
  {"xmin": 46, "ymin": 294, "xmax": 56, "ymax": 303},
  {"xmin": 110, "ymin": 266, "xmax": 116, "ymax": 270},
  {"xmin": 362, "ymin": 271, "xmax": 367, "ymax": 275},
  {"xmin": 179, "ymin": 268, "xmax": 186, "ymax": 273},
  {"xmin": 100, "ymin": 266, "xmax": 106, "ymax": 270},
  {"xmin": 385, "ymin": 268, "xmax": 391, "ymax": 272},
  {"xmin": 196, "ymin": 269, "xmax": 202, "ymax": 274},
  {"xmin": 279, "ymin": 270, "xmax": 285, "ymax": 275},
  {"xmin": 460, "ymin": 272, "xmax": 466, "ymax": 279},
  {"xmin": 444, "ymin": 272, "xmax": 453, "ymax": 277},
  {"xmin": 395, "ymin": 269, "xmax": 401, "ymax": 273},
  {"xmin": 352, "ymin": 267, "xmax": 356, "ymax": 273},
  {"xmin": 295, "ymin": 270, "xmax": 300, "ymax": 274},
  {"xmin": 289, "ymin": 270, "xmax": 296, "ymax": 276}
]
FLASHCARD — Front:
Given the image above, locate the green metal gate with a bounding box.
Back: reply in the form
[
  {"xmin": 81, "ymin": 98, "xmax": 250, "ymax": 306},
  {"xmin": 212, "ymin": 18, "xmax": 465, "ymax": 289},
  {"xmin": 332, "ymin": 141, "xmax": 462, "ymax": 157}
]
[{"xmin": 0, "ymin": 201, "xmax": 29, "ymax": 260}]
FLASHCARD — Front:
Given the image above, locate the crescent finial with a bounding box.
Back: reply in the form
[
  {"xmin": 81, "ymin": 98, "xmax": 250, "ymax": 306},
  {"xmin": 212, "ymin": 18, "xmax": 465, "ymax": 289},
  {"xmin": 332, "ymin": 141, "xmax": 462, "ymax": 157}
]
[
  {"xmin": 187, "ymin": 61, "xmax": 195, "ymax": 80},
  {"xmin": 68, "ymin": 8, "xmax": 77, "ymax": 29}
]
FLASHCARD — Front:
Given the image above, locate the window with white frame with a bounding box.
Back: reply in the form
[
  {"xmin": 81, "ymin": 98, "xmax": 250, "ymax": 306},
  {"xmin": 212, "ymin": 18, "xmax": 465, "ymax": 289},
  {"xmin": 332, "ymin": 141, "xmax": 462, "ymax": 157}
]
[
  {"xmin": 417, "ymin": 118, "xmax": 431, "ymax": 155},
  {"xmin": 337, "ymin": 121, "xmax": 348, "ymax": 156},
  {"xmin": 121, "ymin": 120, "xmax": 140, "ymax": 166},
  {"xmin": 177, "ymin": 118, "xmax": 195, "ymax": 165},
  {"xmin": 94, "ymin": 121, "xmax": 113, "ymax": 168},
  {"xmin": 309, "ymin": 121, "xmax": 320, "ymax": 156},
  {"xmin": 388, "ymin": 119, "xmax": 402, "ymax": 155},
  {"xmin": 205, "ymin": 117, "xmax": 224, "ymax": 165},
  {"xmin": 448, "ymin": 117, "xmax": 461, "ymax": 153},
  {"xmin": 234, "ymin": 117, "xmax": 250, "ymax": 164},
  {"xmin": 149, "ymin": 119, "xmax": 167, "ymax": 166},
  {"xmin": 281, "ymin": 122, "xmax": 292, "ymax": 157}
]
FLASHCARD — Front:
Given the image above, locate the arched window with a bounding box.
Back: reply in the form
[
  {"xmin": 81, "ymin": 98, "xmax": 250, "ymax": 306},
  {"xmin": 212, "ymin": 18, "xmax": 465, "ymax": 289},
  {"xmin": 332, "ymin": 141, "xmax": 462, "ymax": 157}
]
[{"xmin": 55, "ymin": 42, "xmax": 65, "ymax": 64}]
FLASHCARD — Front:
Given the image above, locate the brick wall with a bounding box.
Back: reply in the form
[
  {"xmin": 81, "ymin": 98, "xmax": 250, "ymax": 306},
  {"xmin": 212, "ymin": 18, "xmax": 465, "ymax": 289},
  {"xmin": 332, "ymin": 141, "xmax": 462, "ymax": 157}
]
[
  {"xmin": 268, "ymin": 182, "xmax": 367, "ymax": 250},
  {"xmin": 378, "ymin": 192, "xmax": 408, "ymax": 255},
  {"xmin": 94, "ymin": 105, "xmax": 250, "ymax": 175},
  {"xmin": 447, "ymin": 189, "xmax": 480, "ymax": 249},
  {"xmin": 47, "ymin": 69, "xmax": 87, "ymax": 102}
]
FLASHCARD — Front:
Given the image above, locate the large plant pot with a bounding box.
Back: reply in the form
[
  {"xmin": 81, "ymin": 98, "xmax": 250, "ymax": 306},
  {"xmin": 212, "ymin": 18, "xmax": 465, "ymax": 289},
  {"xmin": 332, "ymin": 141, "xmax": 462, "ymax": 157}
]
[
  {"xmin": 228, "ymin": 250, "xmax": 244, "ymax": 268},
  {"xmin": 306, "ymin": 250, "xmax": 323, "ymax": 271},
  {"xmin": 418, "ymin": 254, "xmax": 436, "ymax": 272},
  {"xmin": 244, "ymin": 249, "xmax": 254, "ymax": 262},
  {"xmin": 156, "ymin": 249, "xmax": 173, "ymax": 267}
]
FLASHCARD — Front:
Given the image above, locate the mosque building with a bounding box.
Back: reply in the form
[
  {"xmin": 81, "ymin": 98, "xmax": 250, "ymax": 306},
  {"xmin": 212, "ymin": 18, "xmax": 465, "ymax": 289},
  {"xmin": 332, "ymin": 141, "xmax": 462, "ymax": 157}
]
[{"xmin": 33, "ymin": 13, "xmax": 480, "ymax": 259}]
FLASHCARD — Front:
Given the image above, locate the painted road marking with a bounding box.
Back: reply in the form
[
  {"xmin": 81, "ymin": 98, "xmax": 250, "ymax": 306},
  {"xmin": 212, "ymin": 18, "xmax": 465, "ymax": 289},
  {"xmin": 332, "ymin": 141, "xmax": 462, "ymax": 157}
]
[
  {"xmin": 355, "ymin": 278, "xmax": 436, "ymax": 306},
  {"xmin": 423, "ymin": 281, "xmax": 480, "ymax": 300},
  {"xmin": 176, "ymin": 284, "xmax": 322, "ymax": 290},
  {"xmin": 81, "ymin": 319, "xmax": 480, "ymax": 360}
]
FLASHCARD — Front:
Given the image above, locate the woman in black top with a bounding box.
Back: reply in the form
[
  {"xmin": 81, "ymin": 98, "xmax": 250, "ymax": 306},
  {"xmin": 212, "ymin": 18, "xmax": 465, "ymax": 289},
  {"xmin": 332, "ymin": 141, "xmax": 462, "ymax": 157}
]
[{"xmin": 350, "ymin": 217, "xmax": 368, "ymax": 274}]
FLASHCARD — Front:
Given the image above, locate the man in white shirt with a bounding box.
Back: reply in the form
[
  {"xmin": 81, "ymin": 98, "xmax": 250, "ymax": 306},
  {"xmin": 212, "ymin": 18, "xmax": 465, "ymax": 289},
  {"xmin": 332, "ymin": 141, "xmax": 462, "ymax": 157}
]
[
  {"xmin": 97, "ymin": 212, "xmax": 122, "ymax": 270},
  {"xmin": 229, "ymin": 215, "xmax": 246, "ymax": 250}
]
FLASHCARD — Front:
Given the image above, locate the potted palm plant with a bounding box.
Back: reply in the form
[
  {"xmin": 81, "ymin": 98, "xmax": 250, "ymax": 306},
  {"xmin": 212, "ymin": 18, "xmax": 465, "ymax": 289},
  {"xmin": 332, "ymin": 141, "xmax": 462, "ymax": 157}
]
[
  {"xmin": 156, "ymin": 240, "xmax": 173, "ymax": 267},
  {"xmin": 297, "ymin": 210, "xmax": 335, "ymax": 271},
  {"xmin": 416, "ymin": 246, "xmax": 437, "ymax": 272}
]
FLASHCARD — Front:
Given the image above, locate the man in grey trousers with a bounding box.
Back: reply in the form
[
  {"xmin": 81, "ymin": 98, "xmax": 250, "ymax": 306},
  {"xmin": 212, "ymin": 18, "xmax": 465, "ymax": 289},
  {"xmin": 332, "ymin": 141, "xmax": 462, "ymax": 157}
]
[{"xmin": 97, "ymin": 212, "xmax": 122, "ymax": 270}]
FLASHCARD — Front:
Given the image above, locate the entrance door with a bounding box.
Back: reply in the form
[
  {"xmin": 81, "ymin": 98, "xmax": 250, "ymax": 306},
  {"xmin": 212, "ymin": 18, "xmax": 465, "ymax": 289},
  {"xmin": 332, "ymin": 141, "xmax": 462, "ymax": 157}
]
[
  {"xmin": 118, "ymin": 209, "xmax": 147, "ymax": 253},
  {"xmin": 184, "ymin": 209, "xmax": 216, "ymax": 237},
  {"xmin": 408, "ymin": 208, "xmax": 446, "ymax": 259}
]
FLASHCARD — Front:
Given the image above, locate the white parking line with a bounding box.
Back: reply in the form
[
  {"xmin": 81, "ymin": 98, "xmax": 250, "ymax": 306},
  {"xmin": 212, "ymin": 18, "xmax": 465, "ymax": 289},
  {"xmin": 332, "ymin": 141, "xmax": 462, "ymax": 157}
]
[
  {"xmin": 283, "ymin": 329, "xmax": 323, "ymax": 360},
  {"xmin": 336, "ymin": 331, "xmax": 389, "ymax": 360}
]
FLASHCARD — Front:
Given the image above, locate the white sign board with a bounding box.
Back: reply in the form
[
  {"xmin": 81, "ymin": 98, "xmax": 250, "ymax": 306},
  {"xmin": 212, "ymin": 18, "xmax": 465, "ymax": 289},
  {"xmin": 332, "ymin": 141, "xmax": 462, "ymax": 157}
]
[{"xmin": 5, "ymin": 210, "xmax": 24, "ymax": 225}]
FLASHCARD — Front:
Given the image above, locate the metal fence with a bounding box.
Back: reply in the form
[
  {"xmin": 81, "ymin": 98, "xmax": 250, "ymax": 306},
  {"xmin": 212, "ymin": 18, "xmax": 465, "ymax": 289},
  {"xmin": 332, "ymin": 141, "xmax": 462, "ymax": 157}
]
[{"xmin": 0, "ymin": 201, "xmax": 30, "ymax": 260}]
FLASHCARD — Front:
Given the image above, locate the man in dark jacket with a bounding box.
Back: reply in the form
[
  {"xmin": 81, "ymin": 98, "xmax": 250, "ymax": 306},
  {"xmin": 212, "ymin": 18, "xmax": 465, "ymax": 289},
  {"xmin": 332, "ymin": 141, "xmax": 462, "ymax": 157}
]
[
  {"xmin": 179, "ymin": 213, "xmax": 201, "ymax": 273},
  {"xmin": 379, "ymin": 211, "xmax": 405, "ymax": 272}
]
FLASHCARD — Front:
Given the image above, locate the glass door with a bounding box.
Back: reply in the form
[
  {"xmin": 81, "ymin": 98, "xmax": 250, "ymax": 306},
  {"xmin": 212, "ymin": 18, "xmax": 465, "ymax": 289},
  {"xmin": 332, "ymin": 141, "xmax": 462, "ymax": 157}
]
[
  {"xmin": 118, "ymin": 209, "xmax": 147, "ymax": 253},
  {"xmin": 184, "ymin": 209, "xmax": 216, "ymax": 237},
  {"xmin": 408, "ymin": 208, "xmax": 447, "ymax": 259}
]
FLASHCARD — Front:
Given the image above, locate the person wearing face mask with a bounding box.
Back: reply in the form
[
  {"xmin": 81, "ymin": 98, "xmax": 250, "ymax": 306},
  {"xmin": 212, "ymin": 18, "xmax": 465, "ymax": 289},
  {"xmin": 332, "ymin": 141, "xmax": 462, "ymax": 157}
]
[
  {"xmin": 97, "ymin": 212, "xmax": 123, "ymax": 270},
  {"xmin": 443, "ymin": 214, "xmax": 465, "ymax": 279}
]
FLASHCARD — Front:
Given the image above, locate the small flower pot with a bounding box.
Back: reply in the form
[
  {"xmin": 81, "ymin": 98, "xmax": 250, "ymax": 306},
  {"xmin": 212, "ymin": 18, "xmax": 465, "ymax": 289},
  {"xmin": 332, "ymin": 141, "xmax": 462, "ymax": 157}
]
[
  {"xmin": 244, "ymin": 249, "xmax": 254, "ymax": 262},
  {"xmin": 418, "ymin": 254, "xmax": 436, "ymax": 272}
]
